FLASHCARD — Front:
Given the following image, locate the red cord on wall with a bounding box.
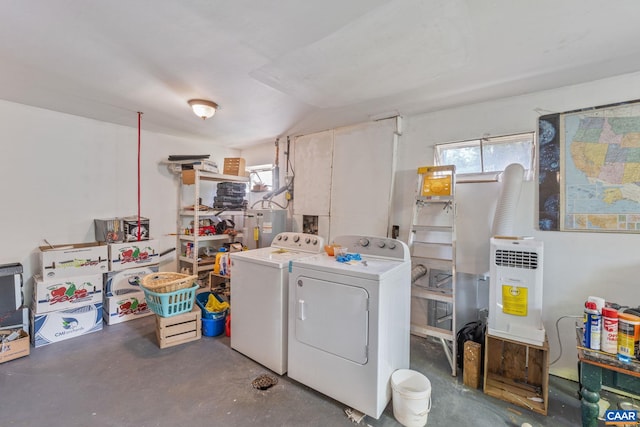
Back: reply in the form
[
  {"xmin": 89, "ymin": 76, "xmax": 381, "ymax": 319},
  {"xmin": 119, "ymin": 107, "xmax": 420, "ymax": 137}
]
[{"xmin": 137, "ymin": 112, "xmax": 143, "ymax": 241}]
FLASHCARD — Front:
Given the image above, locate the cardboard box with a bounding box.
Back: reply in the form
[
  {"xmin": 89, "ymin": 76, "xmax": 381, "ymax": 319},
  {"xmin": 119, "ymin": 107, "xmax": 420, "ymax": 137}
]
[
  {"xmin": 108, "ymin": 240, "xmax": 160, "ymax": 272},
  {"xmin": 32, "ymin": 274, "xmax": 103, "ymax": 314},
  {"xmin": 182, "ymin": 169, "xmax": 196, "ymax": 185},
  {"xmin": 122, "ymin": 216, "xmax": 150, "ymax": 242},
  {"xmin": 0, "ymin": 329, "xmax": 30, "ymax": 363},
  {"xmin": 223, "ymin": 157, "xmax": 246, "ymax": 176},
  {"xmin": 39, "ymin": 242, "xmax": 108, "ymax": 280},
  {"xmin": 103, "ymin": 291, "xmax": 153, "ymax": 325},
  {"xmin": 31, "ymin": 303, "xmax": 103, "ymax": 348},
  {"xmin": 94, "ymin": 218, "xmax": 125, "ymax": 243},
  {"xmin": 104, "ymin": 265, "xmax": 159, "ymax": 297},
  {"xmin": 0, "ymin": 307, "xmax": 28, "ymax": 331}
]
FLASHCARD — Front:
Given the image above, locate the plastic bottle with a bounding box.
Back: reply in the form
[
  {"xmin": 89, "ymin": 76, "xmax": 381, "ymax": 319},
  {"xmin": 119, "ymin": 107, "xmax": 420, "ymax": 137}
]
[
  {"xmin": 600, "ymin": 307, "xmax": 618, "ymax": 354},
  {"xmin": 583, "ymin": 301, "xmax": 600, "ymax": 350}
]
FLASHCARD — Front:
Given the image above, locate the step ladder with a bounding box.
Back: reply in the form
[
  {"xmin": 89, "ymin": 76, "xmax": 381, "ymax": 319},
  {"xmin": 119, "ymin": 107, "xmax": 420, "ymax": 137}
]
[{"xmin": 408, "ymin": 165, "xmax": 458, "ymax": 376}]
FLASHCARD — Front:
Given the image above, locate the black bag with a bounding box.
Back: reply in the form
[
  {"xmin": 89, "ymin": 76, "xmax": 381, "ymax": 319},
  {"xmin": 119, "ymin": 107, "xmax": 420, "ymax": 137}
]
[{"xmin": 456, "ymin": 320, "xmax": 486, "ymax": 373}]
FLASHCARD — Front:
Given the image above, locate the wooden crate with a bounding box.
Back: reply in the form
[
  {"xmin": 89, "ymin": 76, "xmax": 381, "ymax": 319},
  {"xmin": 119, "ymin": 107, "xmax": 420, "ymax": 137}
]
[
  {"xmin": 155, "ymin": 307, "xmax": 201, "ymax": 349},
  {"xmin": 223, "ymin": 157, "xmax": 246, "ymax": 176},
  {"xmin": 483, "ymin": 333, "xmax": 549, "ymax": 415}
]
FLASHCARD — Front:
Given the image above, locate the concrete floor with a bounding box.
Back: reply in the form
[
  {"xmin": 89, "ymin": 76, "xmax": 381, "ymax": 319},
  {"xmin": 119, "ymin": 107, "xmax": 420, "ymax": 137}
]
[{"xmin": 0, "ymin": 314, "xmax": 592, "ymax": 427}]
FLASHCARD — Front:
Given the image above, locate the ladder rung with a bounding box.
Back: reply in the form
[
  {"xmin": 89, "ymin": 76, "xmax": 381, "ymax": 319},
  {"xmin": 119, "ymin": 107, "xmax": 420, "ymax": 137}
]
[
  {"xmin": 411, "ymin": 286, "xmax": 453, "ymax": 302},
  {"xmin": 411, "ymin": 225, "xmax": 453, "ymax": 232},
  {"xmin": 410, "ymin": 324, "xmax": 454, "ymax": 341},
  {"xmin": 410, "ymin": 256, "xmax": 453, "ymax": 271},
  {"xmin": 411, "ymin": 241, "xmax": 452, "ymax": 247}
]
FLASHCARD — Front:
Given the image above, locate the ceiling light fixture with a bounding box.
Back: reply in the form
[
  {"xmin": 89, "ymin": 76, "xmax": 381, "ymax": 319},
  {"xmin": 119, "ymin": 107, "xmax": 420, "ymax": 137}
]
[{"xmin": 188, "ymin": 99, "xmax": 218, "ymax": 120}]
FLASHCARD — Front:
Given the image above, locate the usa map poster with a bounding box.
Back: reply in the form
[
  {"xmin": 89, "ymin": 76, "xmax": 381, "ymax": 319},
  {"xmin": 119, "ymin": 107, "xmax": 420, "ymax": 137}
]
[{"xmin": 539, "ymin": 100, "xmax": 640, "ymax": 232}]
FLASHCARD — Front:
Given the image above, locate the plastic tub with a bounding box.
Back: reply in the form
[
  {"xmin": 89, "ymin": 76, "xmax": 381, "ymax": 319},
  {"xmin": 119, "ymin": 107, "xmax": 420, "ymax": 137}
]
[
  {"xmin": 391, "ymin": 369, "xmax": 432, "ymax": 427},
  {"xmin": 202, "ymin": 314, "xmax": 225, "ymax": 337},
  {"xmin": 196, "ymin": 292, "xmax": 228, "ymax": 319},
  {"xmin": 142, "ymin": 284, "xmax": 198, "ymax": 317}
]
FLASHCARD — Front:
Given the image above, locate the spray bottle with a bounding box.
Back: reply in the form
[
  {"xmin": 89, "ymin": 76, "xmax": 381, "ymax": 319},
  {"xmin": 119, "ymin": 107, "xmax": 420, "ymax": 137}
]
[{"xmin": 584, "ymin": 301, "xmax": 601, "ymax": 350}]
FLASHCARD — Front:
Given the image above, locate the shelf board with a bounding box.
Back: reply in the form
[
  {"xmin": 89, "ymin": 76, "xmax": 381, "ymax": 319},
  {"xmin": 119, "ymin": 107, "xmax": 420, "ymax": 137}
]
[
  {"xmin": 196, "ymin": 171, "xmax": 249, "ymax": 183},
  {"xmin": 179, "ymin": 233, "xmax": 243, "ymax": 242},
  {"xmin": 411, "ymin": 225, "xmax": 453, "ymax": 232},
  {"xmin": 180, "ymin": 209, "xmax": 245, "ymax": 216}
]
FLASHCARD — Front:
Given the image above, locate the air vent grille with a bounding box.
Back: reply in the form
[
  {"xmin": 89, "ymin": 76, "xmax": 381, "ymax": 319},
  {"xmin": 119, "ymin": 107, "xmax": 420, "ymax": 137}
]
[{"xmin": 494, "ymin": 249, "xmax": 538, "ymax": 269}]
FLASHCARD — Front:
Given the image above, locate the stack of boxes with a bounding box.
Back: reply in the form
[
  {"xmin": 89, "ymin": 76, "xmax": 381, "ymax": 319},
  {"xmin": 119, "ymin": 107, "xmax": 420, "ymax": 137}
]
[
  {"xmin": 30, "ymin": 216, "xmax": 160, "ymax": 348},
  {"xmin": 32, "ymin": 243, "xmax": 107, "ymax": 347},
  {"xmin": 97, "ymin": 217, "xmax": 160, "ymax": 325}
]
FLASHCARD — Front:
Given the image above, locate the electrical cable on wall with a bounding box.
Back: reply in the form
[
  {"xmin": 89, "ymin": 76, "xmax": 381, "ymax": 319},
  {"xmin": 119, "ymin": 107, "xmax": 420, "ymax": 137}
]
[{"xmin": 550, "ymin": 315, "xmax": 582, "ymax": 365}]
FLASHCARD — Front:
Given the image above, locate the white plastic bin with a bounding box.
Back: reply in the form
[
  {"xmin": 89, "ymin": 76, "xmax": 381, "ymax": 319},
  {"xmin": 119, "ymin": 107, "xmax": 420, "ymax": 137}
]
[{"xmin": 391, "ymin": 369, "xmax": 432, "ymax": 427}]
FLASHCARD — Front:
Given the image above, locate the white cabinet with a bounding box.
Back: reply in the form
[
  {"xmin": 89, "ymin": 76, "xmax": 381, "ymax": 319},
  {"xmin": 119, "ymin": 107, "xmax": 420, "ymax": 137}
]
[{"xmin": 175, "ymin": 169, "xmax": 248, "ymax": 281}]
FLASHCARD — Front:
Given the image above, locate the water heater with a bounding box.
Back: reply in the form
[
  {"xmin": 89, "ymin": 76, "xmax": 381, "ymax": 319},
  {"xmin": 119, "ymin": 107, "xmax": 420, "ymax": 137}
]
[{"xmin": 489, "ymin": 237, "xmax": 545, "ymax": 346}]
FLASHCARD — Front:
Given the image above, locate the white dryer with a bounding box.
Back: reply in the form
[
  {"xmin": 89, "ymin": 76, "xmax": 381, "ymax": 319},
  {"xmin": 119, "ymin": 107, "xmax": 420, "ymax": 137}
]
[
  {"xmin": 287, "ymin": 235, "xmax": 411, "ymax": 419},
  {"xmin": 230, "ymin": 232, "xmax": 324, "ymax": 375}
]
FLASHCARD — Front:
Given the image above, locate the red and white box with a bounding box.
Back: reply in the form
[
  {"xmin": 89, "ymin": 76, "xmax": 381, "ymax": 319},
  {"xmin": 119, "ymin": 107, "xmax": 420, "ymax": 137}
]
[
  {"xmin": 32, "ymin": 274, "xmax": 103, "ymax": 314},
  {"xmin": 103, "ymin": 291, "xmax": 153, "ymax": 325},
  {"xmin": 39, "ymin": 242, "xmax": 108, "ymax": 279},
  {"xmin": 108, "ymin": 239, "xmax": 160, "ymax": 272}
]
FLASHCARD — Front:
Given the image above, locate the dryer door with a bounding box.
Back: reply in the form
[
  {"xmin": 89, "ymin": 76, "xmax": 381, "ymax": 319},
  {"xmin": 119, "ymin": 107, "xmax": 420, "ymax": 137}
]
[{"xmin": 294, "ymin": 275, "xmax": 369, "ymax": 364}]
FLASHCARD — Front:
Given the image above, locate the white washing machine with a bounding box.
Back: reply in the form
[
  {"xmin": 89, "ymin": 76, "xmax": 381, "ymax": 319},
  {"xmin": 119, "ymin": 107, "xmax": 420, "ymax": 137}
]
[
  {"xmin": 287, "ymin": 235, "xmax": 411, "ymax": 419},
  {"xmin": 230, "ymin": 232, "xmax": 324, "ymax": 375}
]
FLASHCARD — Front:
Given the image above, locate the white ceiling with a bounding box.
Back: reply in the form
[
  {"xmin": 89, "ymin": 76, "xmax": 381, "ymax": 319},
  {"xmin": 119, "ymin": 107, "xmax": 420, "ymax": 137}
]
[{"xmin": 3, "ymin": 1, "xmax": 640, "ymax": 148}]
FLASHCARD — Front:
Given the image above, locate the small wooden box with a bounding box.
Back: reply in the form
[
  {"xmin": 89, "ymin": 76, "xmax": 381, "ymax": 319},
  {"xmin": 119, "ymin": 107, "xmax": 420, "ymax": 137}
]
[
  {"xmin": 223, "ymin": 158, "xmax": 246, "ymax": 176},
  {"xmin": 155, "ymin": 307, "xmax": 201, "ymax": 349},
  {"xmin": 483, "ymin": 333, "xmax": 549, "ymax": 415}
]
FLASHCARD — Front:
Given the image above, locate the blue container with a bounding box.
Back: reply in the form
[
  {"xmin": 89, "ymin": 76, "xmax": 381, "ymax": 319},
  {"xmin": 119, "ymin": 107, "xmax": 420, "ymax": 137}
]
[
  {"xmin": 202, "ymin": 314, "xmax": 225, "ymax": 337},
  {"xmin": 196, "ymin": 292, "xmax": 228, "ymax": 319}
]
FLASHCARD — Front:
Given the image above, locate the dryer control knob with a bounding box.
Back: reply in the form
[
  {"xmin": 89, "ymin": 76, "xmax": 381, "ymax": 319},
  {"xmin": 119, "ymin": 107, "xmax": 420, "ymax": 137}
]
[
  {"xmin": 388, "ymin": 242, "xmax": 397, "ymax": 249},
  {"xmin": 359, "ymin": 238, "xmax": 370, "ymax": 247},
  {"xmin": 293, "ymin": 235, "xmax": 300, "ymax": 242},
  {"xmin": 377, "ymin": 241, "xmax": 386, "ymax": 248},
  {"xmin": 283, "ymin": 235, "xmax": 288, "ymax": 241},
  {"xmin": 312, "ymin": 239, "xmax": 318, "ymax": 245},
  {"xmin": 305, "ymin": 237, "xmax": 311, "ymax": 244},
  {"xmin": 276, "ymin": 235, "xmax": 282, "ymax": 240}
]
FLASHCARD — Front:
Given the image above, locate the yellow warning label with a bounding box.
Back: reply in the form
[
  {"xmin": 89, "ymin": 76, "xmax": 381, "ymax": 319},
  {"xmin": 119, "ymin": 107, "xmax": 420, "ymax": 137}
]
[{"xmin": 502, "ymin": 285, "xmax": 528, "ymax": 316}]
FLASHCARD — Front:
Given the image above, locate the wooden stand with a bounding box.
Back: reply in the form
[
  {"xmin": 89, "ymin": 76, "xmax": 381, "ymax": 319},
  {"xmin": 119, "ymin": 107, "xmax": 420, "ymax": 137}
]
[
  {"xmin": 155, "ymin": 307, "xmax": 202, "ymax": 349},
  {"xmin": 483, "ymin": 333, "xmax": 549, "ymax": 415}
]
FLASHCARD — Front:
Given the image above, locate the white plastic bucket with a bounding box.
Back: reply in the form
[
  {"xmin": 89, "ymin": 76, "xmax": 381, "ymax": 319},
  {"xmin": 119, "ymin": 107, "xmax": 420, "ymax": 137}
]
[{"xmin": 391, "ymin": 369, "xmax": 432, "ymax": 427}]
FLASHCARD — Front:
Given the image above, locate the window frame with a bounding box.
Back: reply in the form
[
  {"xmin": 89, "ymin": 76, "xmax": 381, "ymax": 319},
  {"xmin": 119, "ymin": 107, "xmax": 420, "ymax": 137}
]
[{"xmin": 434, "ymin": 131, "xmax": 536, "ymax": 182}]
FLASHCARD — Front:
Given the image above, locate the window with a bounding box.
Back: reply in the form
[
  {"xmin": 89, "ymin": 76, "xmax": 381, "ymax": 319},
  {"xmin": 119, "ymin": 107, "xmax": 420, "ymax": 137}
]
[
  {"xmin": 246, "ymin": 164, "xmax": 273, "ymax": 192},
  {"xmin": 434, "ymin": 132, "xmax": 535, "ymax": 180}
]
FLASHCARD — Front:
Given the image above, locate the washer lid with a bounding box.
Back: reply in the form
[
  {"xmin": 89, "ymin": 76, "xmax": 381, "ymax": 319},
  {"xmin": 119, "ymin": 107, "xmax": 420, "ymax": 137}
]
[
  {"xmin": 231, "ymin": 247, "xmax": 319, "ymax": 268},
  {"xmin": 290, "ymin": 253, "xmax": 407, "ymax": 280}
]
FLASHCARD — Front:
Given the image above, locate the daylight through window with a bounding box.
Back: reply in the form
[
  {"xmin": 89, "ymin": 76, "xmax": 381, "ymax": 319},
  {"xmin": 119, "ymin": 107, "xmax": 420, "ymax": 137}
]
[{"xmin": 434, "ymin": 132, "xmax": 535, "ymax": 180}]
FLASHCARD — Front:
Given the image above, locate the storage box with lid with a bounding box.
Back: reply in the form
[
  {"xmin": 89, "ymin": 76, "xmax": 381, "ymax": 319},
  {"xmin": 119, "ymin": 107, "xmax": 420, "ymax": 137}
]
[
  {"xmin": 31, "ymin": 302, "xmax": 103, "ymax": 348},
  {"xmin": 108, "ymin": 239, "xmax": 159, "ymax": 272},
  {"xmin": 39, "ymin": 242, "xmax": 108, "ymax": 280},
  {"xmin": 103, "ymin": 291, "xmax": 153, "ymax": 325},
  {"xmin": 33, "ymin": 274, "xmax": 103, "ymax": 314}
]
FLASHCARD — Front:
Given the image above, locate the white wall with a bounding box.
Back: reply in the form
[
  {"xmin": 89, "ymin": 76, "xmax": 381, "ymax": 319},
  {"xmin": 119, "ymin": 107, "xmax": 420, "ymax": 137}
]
[
  {"xmin": 392, "ymin": 71, "xmax": 640, "ymax": 380},
  {"xmin": 0, "ymin": 100, "xmax": 240, "ymax": 302}
]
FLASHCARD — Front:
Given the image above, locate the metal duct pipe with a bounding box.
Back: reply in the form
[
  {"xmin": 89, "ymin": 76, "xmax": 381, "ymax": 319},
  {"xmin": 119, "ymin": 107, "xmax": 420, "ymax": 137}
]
[
  {"xmin": 411, "ymin": 264, "xmax": 428, "ymax": 284},
  {"xmin": 491, "ymin": 163, "xmax": 525, "ymax": 236}
]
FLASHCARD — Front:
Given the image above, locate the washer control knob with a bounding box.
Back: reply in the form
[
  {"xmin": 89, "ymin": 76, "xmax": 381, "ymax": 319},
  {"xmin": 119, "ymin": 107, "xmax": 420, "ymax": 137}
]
[
  {"xmin": 305, "ymin": 237, "xmax": 311, "ymax": 244},
  {"xmin": 276, "ymin": 235, "xmax": 282, "ymax": 240},
  {"xmin": 359, "ymin": 238, "xmax": 370, "ymax": 247},
  {"xmin": 293, "ymin": 235, "xmax": 300, "ymax": 242},
  {"xmin": 388, "ymin": 242, "xmax": 397, "ymax": 249},
  {"xmin": 283, "ymin": 235, "xmax": 288, "ymax": 241},
  {"xmin": 377, "ymin": 241, "xmax": 386, "ymax": 248},
  {"xmin": 312, "ymin": 239, "xmax": 318, "ymax": 245}
]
